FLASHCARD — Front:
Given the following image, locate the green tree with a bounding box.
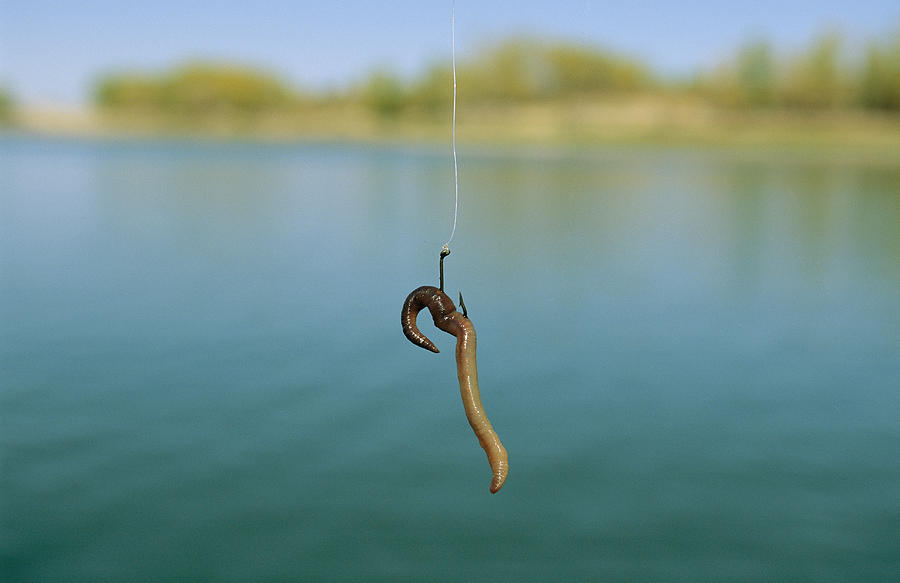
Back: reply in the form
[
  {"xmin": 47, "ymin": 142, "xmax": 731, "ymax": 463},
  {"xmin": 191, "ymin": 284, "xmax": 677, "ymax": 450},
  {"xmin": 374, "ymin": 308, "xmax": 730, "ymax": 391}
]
[
  {"xmin": 161, "ymin": 64, "xmax": 291, "ymax": 114},
  {"xmin": 94, "ymin": 75, "xmax": 164, "ymax": 110},
  {"xmin": 460, "ymin": 40, "xmax": 540, "ymax": 102},
  {"xmin": 0, "ymin": 87, "xmax": 13, "ymax": 124},
  {"xmin": 858, "ymin": 33, "xmax": 900, "ymax": 110},
  {"xmin": 407, "ymin": 64, "xmax": 450, "ymax": 113},
  {"xmin": 94, "ymin": 63, "xmax": 293, "ymax": 114},
  {"xmin": 546, "ymin": 45, "xmax": 651, "ymax": 94},
  {"xmin": 457, "ymin": 39, "xmax": 653, "ymax": 103},
  {"xmin": 780, "ymin": 32, "xmax": 846, "ymax": 108},
  {"xmin": 735, "ymin": 40, "xmax": 776, "ymax": 106},
  {"xmin": 361, "ymin": 70, "xmax": 407, "ymax": 117}
]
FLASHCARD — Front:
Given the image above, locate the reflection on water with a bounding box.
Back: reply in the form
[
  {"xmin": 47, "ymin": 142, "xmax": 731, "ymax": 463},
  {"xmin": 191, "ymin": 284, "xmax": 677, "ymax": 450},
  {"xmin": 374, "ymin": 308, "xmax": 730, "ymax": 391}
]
[{"xmin": 2, "ymin": 136, "xmax": 899, "ymax": 582}]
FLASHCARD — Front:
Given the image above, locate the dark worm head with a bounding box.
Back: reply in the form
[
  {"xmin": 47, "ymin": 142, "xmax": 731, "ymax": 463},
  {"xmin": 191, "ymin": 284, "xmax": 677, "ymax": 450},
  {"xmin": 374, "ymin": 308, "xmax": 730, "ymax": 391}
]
[{"xmin": 401, "ymin": 285, "xmax": 458, "ymax": 353}]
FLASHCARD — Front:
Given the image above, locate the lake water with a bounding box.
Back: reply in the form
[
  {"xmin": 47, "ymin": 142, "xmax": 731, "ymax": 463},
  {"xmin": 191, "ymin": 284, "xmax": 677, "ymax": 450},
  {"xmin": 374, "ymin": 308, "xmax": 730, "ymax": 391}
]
[{"xmin": 2, "ymin": 135, "xmax": 899, "ymax": 582}]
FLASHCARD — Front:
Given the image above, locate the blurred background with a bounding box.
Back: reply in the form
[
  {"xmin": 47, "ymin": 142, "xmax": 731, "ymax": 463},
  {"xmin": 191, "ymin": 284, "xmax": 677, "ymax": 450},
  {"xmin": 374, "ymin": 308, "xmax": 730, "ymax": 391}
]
[
  {"xmin": 2, "ymin": 1, "xmax": 900, "ymax": 142},
  {"xmin": 2, "ymin": 2, "xmax": 899, "ymax": 582}
]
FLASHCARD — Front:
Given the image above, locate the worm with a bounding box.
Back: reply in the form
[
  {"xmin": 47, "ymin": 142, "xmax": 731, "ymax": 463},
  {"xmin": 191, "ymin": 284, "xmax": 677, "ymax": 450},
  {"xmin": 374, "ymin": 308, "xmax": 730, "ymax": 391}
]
[{"xmin": 401, "ymin": 285, "xmax": 509, "ymax": 493}]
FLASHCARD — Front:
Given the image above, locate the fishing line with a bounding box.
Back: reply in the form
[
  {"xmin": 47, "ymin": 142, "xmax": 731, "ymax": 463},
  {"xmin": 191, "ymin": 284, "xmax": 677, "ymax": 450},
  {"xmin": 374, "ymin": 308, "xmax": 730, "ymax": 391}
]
[{"xmin": 443, "ymin": 0, "xmax": 459, "ymax": 253}]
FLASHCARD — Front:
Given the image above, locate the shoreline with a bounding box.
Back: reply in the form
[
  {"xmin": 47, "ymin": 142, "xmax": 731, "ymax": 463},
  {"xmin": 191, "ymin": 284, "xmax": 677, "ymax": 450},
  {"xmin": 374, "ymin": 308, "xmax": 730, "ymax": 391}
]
[{"xmin": 5, "ymin": 100, "xmax": 900, "ymax": 159}]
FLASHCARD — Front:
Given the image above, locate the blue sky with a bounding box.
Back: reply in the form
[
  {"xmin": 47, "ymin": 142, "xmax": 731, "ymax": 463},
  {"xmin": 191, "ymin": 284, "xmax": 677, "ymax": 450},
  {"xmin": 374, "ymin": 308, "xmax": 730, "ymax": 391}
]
[{"xmin": 1, "ymin": 0, "xmax": 898, "ymax": 105}]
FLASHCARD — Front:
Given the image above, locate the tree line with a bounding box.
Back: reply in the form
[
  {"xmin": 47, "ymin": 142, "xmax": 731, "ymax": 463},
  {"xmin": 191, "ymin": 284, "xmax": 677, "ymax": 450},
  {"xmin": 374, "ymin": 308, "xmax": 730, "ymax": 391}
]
[
  {"xmin": 79, "ymin": 28, "xmax": 900, "ymax": 118},
  {"xmin": 694, "ymin": 32, "xmax": 900, "ymax": 110}
]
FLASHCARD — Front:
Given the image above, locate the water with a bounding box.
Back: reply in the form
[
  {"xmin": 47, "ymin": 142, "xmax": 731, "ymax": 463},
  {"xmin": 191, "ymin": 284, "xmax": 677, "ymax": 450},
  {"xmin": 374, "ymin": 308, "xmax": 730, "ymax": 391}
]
[{"xmin": 2, "ymin": 135, "xmax": 899, "ymax": 582}]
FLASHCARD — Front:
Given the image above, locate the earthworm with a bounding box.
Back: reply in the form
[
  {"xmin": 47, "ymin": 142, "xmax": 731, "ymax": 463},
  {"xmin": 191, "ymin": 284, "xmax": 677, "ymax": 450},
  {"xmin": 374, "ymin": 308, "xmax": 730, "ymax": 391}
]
[{"xmin": 401, "ymin": 285, "xmax": 509, "ymax": 493}]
